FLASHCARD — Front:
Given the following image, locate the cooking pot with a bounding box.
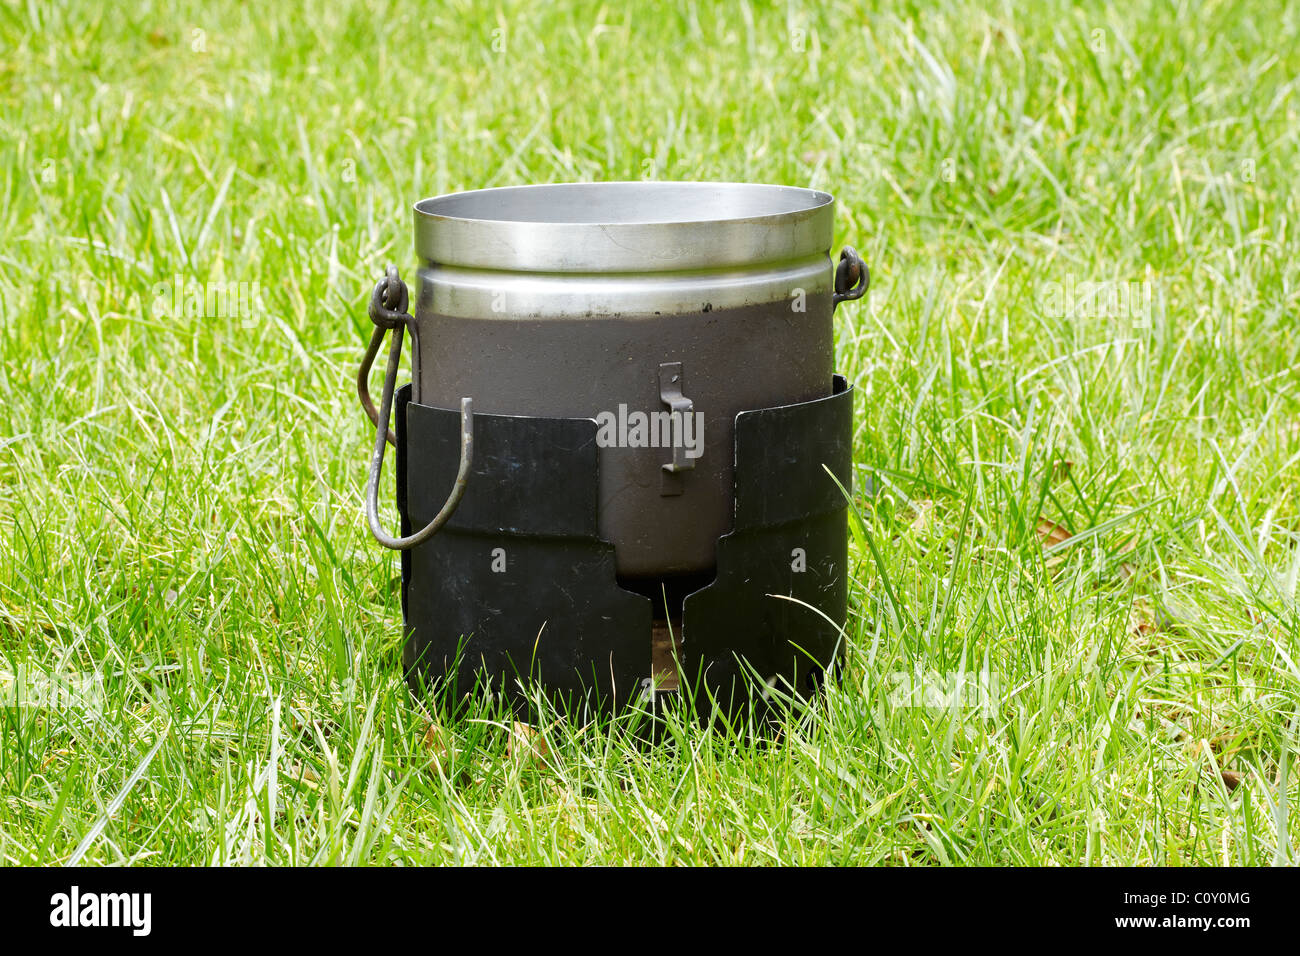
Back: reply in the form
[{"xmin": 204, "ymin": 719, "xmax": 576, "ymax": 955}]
[{"xmin": 359, "ymin": 181, "xmax": 867, "ymax": 578}]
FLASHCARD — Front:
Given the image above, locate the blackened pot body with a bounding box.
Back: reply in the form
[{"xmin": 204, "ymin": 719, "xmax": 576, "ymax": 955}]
[{"xmin": 410, "ymin": 182, "xmax": 837, "ymax": 577}]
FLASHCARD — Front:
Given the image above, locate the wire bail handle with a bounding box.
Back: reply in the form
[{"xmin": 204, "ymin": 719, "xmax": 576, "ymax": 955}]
[
  {"xmin": 357, "ymin": 266, "xmax": 473, "ymax": 550},
  {"xmin": 832, "ymin": 246, "xmax": 870, "ymax": 309}
]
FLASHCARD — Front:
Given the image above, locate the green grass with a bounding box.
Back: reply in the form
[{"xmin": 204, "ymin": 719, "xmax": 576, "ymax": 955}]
[{"xmin": 2, "ymin": 0, "xmax": 1299, "ymax": 865}]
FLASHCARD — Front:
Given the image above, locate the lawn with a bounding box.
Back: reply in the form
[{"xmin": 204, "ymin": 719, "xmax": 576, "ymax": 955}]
[{"xmin": 1, "ymin": 0, "xmax": 1298, "ymax": 865}]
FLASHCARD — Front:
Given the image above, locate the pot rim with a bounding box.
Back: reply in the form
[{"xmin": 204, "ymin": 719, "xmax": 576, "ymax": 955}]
[
  {"xmin": 414, "ymin": 181, "xmax": 833, "ymax": 227},
  {"xmin": 413, "ymin": 181, "xmax": 836, "ymax": 273}
]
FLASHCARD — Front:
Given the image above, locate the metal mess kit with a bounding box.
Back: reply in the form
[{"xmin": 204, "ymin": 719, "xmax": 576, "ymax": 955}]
[{"xmin": 356, "ymin": 182, "xmax": 868, "ymax": 719}]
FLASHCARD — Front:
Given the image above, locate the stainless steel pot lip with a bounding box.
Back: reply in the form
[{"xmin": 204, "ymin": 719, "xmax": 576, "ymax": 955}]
[
  {"xmin": 413, "ymin": 181, "xmax": 833, "ymax": 227},
  {"xmin": 413, "ymin": 181, "xmax": 835, "ymax": 273}
]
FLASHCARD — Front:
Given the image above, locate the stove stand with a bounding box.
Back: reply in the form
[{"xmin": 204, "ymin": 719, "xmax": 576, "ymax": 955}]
[{"xmin": 395, "ymin": 376, "xmax": 855, "ymax": 722}]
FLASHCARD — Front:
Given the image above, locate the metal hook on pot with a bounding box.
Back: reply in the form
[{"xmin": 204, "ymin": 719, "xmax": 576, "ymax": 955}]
[
  {"xmin": 832, "ymin": 246, "xmax": 870, "ymax": 309},
  {"xmin": 358, "ymin": 266, "xmax": 474, "ymax": 550}
]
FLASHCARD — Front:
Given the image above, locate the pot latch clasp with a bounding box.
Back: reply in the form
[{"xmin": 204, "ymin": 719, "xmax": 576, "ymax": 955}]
[{"xmin": 658, "ymin": 362, "xmax": 696, "ymax": 496}]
